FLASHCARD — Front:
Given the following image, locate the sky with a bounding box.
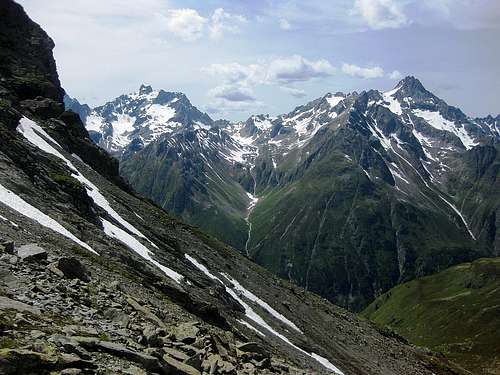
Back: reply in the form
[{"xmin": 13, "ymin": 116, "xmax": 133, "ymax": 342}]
[{"xmin": 17, "ymin": 0, "xmax": 500, "ymax": 121}]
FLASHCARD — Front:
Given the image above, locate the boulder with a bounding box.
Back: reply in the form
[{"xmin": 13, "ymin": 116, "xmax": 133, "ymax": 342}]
[
  {"xmin": 73, "ymin": 337, "xmax": 164, "ymax": 373},
  {"xmin": 57, "ymin": 257, "xmax": 90, "ymax": 282},
  {"xmin": 236, "ymin": 342, "xmax": 269, "ymax": 358},
  {"xmin": 47, "ymin": 261, "xmax": 65, "ymax": 277},
  {"xmin": 173, "ymin": 322, "xmax": 200, "ymax": 344},
  {"xmin": 0, "ymin": 349, "xmax": 57, "ymax": 374},
  {"xmin": 163, "ymin": 355, "xmax": 201, "ymax": 375},
  {"xmin": 17, "ymin": 244, "xmax": 47, "ymax": 262},
  {"xmin": 0, "ymin": 241, "xmax": 15, "ymax": 254},
  {"xmin": 141, "ymin": 325, "xmax": 164, "ymax": 347},
  {"xmin": 163, "ymin": 348, "xmax": 189, "ymax": 361}
]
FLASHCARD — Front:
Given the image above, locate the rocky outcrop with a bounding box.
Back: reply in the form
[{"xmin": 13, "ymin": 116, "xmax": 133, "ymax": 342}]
[{"xmin": 0, "ymin": 1, "xmax": 63, "ymax": 103}]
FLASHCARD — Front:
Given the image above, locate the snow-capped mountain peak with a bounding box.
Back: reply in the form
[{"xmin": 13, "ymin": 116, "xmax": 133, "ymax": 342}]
[{"xmin": 78, "ymin": 85, "xmax": 213, "ymax": 157}]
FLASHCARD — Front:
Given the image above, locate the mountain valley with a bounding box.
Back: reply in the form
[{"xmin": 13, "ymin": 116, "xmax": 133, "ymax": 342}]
[{"xmin": 76, "ymin": 75, "xmax": 499, "ymax": 311}]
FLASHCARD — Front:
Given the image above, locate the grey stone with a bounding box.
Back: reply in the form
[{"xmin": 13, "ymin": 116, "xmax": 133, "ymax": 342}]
[
  {"xmin": 163, "ymin": 348, "xmax": 189, "ymax": 361},
  {"xmin": 236, "ymin": 342, "xmax": 268, "ymax": 357},
  {"xmin": 0, "ymin": 296, "xmax": 41, "ymax": 315},
  {"xmin": 163, "ymin": 354, "xmax": 201, "ymax": 375},
  {"xmin": 47, "ymin": 261, "xmax": 65, "ymax": 277},
  {"xmin": 17, "ymin": 244, "xmax": 47, "ymax": 262},
  {"xmin": 104, "ymin": 307, "xmax": 130, "ymax": 327},
  {"xmin": 174, "ymin": 322, "xmax": 200, "ymax": 344},
  {"xmin": 74, "ymin": 337, "xmax": 164, "ymax": 372}
]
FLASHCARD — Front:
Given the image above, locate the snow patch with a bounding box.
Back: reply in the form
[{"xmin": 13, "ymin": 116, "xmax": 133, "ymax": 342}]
[
  {"xmin": 326, "ymin": 95, "xmax": 344, "ymax": 108},
  {"xmin": 310, "ymin": 353, "xmax": 344, "ymax": 374},
  {"xmin": 382, "ymin": 87, "xmax": 402, "ymax": 116},
  {"xmin": 238, "ymin": 319, "xmax": 266, "ymax": 336},
  {"xmin": 413, "ymin": 109, "xmax": 477, "ymax": 149},
  {"xmin": 437, "ymin": 195, "xmax": 476, "ymax": 240},
  {"xmin": 85, "ymin": 113, "xmax": 105, "ymax": 132}
]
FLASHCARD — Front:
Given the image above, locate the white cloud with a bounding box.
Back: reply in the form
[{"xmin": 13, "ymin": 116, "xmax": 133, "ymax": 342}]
[
  {"xmin": 388, "ymin": 70, "xmax": 403, "ymax": 80},
  {"xmin": 165, "ymin": 7, "xmax": 246, "ymax": 42},
  {"xmin": 165, "ymin": 8, "xmax": 207, "ymax": 41},
  {"xmin": 267, "ymin": 55, "xmax": 336, "ymax": 84},
  {"xmin": 203, "ymin": 56, "xmax": 336, "ymax": 94},
  {"xmin": 279, "ymin": 18, "xmax": 291, "ymax": 30},
  {"xmin": 280, "ymin": 86, "xmax": 307, "ymax": 98},
  {"xmin": 203, "ymin": 55, "xmax": 336, "ymax": 112},
  {"xmin": 342, "ymin": 63, "xmax": 384, "ymax": 79},
  {"xmin": 354, "ymin": 0, "xmax": 407, "ymax": 29},
  {"xmin": 209, "ymin": 8, "xmax": 247, "ymax": 40},
  {"xmin": 209, "ymin": 85, "xmax": 255, "ymax": 102}
]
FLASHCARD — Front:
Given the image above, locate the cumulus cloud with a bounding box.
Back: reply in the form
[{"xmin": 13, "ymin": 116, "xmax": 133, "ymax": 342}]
[
  {"xmin": 342, "ymin": 63, "xmax": 384, "ymax": 79},
  {"xmin": 165, "ymin": 9, "xmax": 207, "ymax": 41},
  {"xmin": 204, "ymin": 55, "xmax": 336, "ymax": 87},
  {"xmin": 354, "ymin": 0, "xmax": 407, "ymax": 29},
  {"xmin": 204, "ymin": 55, "xmax": 336, "ymax": 104},
  {"xmin": 388, "ymin": 70, "xmax": 403, "ymax": 80},
  {"xmin": 279, "ymin": 18, "xmax": 291, "ymax": 30},
  {"xmin": 279, "ymin": 86, "xmax": 307, "ymax": 98},
  {"xmin": 165, "ymin": 7, "xmax": 246, "ymax": 42}
]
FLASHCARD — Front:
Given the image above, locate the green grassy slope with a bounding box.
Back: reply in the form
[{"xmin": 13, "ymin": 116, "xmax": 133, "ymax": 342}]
[{"xmin": 361, "ymin": 257, "xmax": 500, "ymax": 375}]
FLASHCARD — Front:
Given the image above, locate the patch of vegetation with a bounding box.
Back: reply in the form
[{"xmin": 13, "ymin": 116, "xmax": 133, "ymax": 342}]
[
  {"xmin": 361, "ymin": 257, "xmax": 500, "ymax": 375},
  {"xmin": 50, "ymin": 173, "xmax": 86, "ymax": 193}
]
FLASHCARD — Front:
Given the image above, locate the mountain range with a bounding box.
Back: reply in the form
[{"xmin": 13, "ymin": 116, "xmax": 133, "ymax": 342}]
[
  {"xmin": 73, "ymin": 75, "xmax": 500, "ymax": 311},
  {"xmin": 1, "ymin": 1, "xmax": 478, "ymax": 373}
]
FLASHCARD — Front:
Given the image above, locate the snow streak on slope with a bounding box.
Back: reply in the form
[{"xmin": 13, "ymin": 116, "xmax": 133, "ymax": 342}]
[
  {"xmin": 17, "ymin": 117, "xmax": 185, "ymax": 282},
  {"xmin": 184, "ymin": 254, "xmax": 223, "ymax": 283},
  {"xmin": 437, "ymin": 195, "xmax": 477, "ymax": 240},
  {"xmin": 0, "ymin": 214, "xmax": 18, "ymax": 228},
  {"xmin": 224, "ymin": 273, "xmax": 302, "ymax": 333},
  {"xmin": 103, "ymin": 219, "xmax": 185, "ymax": 283},
  {"xmin": 184, "ymin": 254, "xmax": 344, "ymax": 374},
  {"xmin": 0, "ymin": 183, "xmax": 96, "ymax": 254}
]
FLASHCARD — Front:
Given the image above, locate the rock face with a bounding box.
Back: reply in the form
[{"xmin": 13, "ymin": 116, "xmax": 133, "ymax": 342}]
[
  {"xmin": 0, "ymin": 0, "xmax": 63, "ymax": 103},
  {"xmin": 0, "ymin": 1, "xmax": 469, "ymax": 374}
]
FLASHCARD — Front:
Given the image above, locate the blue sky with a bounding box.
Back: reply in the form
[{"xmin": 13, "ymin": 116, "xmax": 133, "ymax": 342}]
[{"xmin": 18, "ymin": 0, "xmax": 500, "ymax": 121}]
